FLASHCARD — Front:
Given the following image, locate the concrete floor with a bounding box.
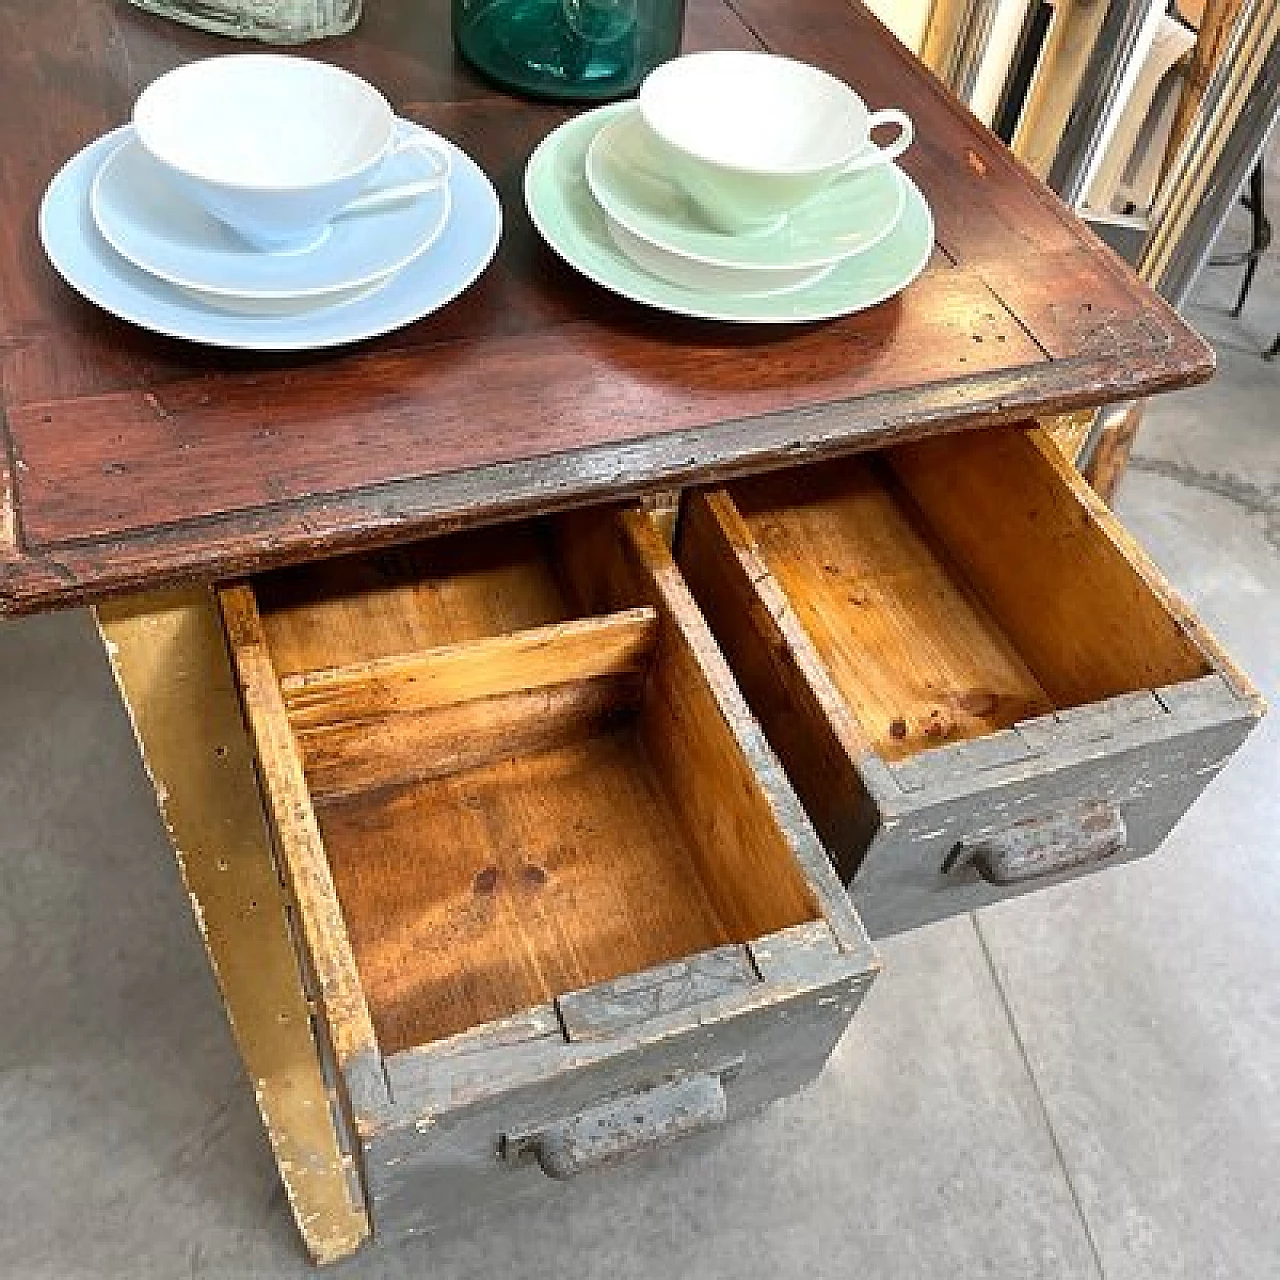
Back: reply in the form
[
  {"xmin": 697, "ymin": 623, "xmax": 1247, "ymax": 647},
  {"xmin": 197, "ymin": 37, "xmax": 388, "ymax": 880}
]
[{"xmin": 2, "ymin": 220, "xmax": 1277, "ymax": 1279}]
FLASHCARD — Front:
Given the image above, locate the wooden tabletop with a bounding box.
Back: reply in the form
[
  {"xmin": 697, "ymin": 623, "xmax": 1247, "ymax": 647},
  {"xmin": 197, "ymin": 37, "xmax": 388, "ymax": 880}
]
[{"xmin": 0, "ymin": 0, "xmax": 1212, "ymax": 615}]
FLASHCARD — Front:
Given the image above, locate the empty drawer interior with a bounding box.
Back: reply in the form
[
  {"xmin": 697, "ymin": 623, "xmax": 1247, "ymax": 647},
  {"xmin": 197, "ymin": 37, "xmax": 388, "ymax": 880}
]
[
  {"xmin": 234, "ymin": 515, "xmax": 819, "ymax": 1056},
  {"xmin": 721, "ymin": 427, "xmax": 1214, "ymax": 763}
]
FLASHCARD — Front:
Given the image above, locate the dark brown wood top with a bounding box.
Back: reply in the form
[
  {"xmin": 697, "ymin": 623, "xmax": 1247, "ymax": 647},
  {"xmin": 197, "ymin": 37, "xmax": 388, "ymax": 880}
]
[{"xmin": 0, "ymin": 0, "xmax": 1212, "ymax": 614}]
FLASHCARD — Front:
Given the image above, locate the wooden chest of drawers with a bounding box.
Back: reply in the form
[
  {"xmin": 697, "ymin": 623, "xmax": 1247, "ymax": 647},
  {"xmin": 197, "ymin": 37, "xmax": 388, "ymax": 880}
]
[{"xmin": 210, "ymin": 429, "xmax": 1261, "ymax": 1240}]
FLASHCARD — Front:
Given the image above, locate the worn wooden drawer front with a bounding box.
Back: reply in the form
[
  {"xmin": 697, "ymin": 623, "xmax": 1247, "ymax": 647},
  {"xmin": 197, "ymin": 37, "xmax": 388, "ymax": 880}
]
[
  {"xmin": 677, "ymin": 426, "xmax": 1264, "ymax": 937},
  {"xmin": 219, "ymin": 508, "xmax": 877, "ymax": 1239}
]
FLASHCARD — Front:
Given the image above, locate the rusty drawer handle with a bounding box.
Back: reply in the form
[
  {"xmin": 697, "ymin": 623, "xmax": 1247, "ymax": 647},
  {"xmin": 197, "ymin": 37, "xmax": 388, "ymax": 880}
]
[
  {"xmin": 511, "ymin": 1074, "xmax": 728, "ymax": 1180},
  {"xmin": 943, "ymin": 800, "xmax": 1127, "ymax": 886}
]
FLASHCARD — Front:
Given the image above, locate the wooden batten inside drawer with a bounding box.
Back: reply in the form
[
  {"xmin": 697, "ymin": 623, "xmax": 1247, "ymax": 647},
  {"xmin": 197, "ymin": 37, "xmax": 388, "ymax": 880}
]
[{"xmin": 221, "ymin": 515, "xmax": 822, "ymax": 1062}]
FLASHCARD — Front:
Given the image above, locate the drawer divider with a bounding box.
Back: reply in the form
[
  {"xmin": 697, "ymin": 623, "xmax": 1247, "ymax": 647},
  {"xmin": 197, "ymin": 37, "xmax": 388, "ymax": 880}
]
[
  {"xmin": 278, "ymin": 607, "xmax": 660, "ymax": 728},
  {"xmin": 277, "ymin": 608, "xmax": 660, "ymax": 801}
]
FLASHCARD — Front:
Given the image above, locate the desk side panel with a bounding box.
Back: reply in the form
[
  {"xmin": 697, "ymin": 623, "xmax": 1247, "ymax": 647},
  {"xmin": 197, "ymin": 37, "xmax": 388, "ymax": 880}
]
[{"xmin": 94, "ymin": 589, "xmax": 369, "ymax": 1265}]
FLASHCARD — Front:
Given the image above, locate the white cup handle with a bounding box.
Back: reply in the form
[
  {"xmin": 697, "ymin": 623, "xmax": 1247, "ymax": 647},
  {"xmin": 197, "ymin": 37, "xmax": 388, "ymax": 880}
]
[
  {"xmin": 842, "ymin": 108, "xmax": 914, "ymax": 174},
  {"xmin": 339, "ymin": 136, "xmax": 452, "ymax": 218}
]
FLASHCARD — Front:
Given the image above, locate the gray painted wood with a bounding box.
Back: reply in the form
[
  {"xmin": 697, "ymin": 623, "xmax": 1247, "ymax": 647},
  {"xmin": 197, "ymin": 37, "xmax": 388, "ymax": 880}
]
[
  {"xmin": 748, "ymin": 921, "xmax": 845, "ymax": 986},
  {"xmin": 557, "ymin": 947, "xmax": 759, "ymax": 1042},
  {"xmin": 890, "ymin": 729, "xmax": 1036, "ymax": 793},
  {"xmin": 1012, "ymin": 690, "xmax": 1167, "ymax": 752},
  {"xmin": 1153, "ymin": 671, "xmax": 1253, "ymax": 718},
  {"xmin": 362, "ymin": 965, "xmax": 874, "ymax": 1239},
  {"xmin": 505, "ymin": 1073, "xmax": 732, "ymax": 1180},
  {"xmin": 851, "ymin": 699, "xmax": 1258, "ymax": 937},
  {"xmin": 355, "ymin": 913, "xmax": 874, "ymax": 1237},
  {"xmin": 675, "ymin": 487, "xmax": 1263, "ymax": 940}
]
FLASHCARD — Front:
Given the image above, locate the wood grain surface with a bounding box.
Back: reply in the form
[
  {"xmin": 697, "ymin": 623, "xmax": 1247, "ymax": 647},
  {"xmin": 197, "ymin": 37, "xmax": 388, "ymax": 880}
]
[
  {"xmin": 317, "ymin": 730, "xmax": 735, "ymax": 1053},
  {"xmin": 701, "ymin": 424, "xmax": 1229, "ymax": 764},
  {"xmin": 886, "ymin": 428, "xmax": 1214, "ymax": 703},
  {"xmin": 727, "ymin": 459, "xmax": 1056, "ymax": 761},
  {"xmin": 231, "ymin": 506, "xmax": 818, "ymax": 1055},
  {"xmin": 0, "ymin": 0, "xmax": 1214, "ymax": 613},
  {"xmin": 256, "ymin": 521, "xmax": 573, "ymax": 673}
]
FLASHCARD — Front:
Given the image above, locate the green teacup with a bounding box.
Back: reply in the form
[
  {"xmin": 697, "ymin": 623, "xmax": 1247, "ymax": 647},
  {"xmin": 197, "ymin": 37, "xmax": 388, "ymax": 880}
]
[{"xmin": 638, "ymin": 50, "xmax": 913, "ymax": 236}]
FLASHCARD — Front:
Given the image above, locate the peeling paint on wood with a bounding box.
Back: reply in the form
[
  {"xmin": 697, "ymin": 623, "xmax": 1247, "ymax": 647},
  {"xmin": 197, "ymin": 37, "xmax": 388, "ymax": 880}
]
[
  {"xmin": 94, "ymin": 590, "xmax": 370, "ymax": 1264},
  {"xmin": 365, "ymin": 978, "xmax": 875, "ymax": 1236},
  {"xmin": 557, "ymin": 948, "xmax": 759, "ymax": 1042}
]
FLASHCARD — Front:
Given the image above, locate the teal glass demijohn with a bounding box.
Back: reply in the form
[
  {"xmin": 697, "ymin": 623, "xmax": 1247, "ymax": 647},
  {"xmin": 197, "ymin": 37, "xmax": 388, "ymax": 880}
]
[{"xmin": 453, "ymin": 0, "xmax": 686, "ymax": 100}]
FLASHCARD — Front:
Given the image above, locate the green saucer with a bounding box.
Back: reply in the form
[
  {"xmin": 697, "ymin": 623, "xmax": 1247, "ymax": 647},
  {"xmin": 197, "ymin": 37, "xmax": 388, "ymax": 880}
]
[
  {"xmin": 585, "ymin": 103, "xmax": 906, "ymax": 271},
  {"xmin": 525, "ymin": 104, "xmax": 934, "ymax": 324}
]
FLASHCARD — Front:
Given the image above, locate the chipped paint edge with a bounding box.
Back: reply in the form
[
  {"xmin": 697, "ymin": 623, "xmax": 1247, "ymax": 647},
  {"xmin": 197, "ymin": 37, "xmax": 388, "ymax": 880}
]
[{"xmin": 94, "ymin": 588, "xmax": 370, "ymax": 1265}]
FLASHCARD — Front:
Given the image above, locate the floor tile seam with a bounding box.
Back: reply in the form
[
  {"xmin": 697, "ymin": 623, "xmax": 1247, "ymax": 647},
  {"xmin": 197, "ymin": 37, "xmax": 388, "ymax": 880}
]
[
  {"xmin": 1127, "ymin": 453, "xmax": 1280, "ymax": 556},
  {"xmin": 1127, "ymin": 454, "xmax": 1280, "ymax": 514},
  {"xmin": 970, "ymin": 911, "xmax": 1109, "ymax": 1280}
]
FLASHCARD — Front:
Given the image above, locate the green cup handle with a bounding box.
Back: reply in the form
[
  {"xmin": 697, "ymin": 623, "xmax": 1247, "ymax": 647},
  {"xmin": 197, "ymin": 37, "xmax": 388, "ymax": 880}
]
[{"xmin": 844, "ymin": 108, "xmax": 914, "ymax": 174}]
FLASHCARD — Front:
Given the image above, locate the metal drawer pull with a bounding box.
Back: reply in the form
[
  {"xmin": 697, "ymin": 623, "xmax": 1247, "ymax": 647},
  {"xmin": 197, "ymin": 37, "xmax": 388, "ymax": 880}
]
[
  {"xmin": 944, "ymin": 800, "xmax": 1128, "ymax": 886},
  {"xmin": 517, "ymin": 1074, "xmax": 728, "ymax": 1180}
]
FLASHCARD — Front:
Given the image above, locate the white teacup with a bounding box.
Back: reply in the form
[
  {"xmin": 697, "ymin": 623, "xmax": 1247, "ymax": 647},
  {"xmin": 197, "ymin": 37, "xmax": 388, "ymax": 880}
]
[
  {"xmin": 133, "ymin": 55, "xmax": 450, "ymax": 252},
  {"xmin": 638, "ymin": 50, "xmax": 913, "ymax": 235}
]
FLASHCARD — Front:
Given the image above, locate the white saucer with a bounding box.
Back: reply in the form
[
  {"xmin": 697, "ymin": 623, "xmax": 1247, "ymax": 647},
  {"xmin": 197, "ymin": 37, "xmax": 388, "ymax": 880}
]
[
  {"xmin": 177, "ymin": 276, "xmax": 390, "ymax": 316},
  {"xmin": 585, "ymin": 104, "xmax": 906, "ymax": 273},
  {"xmin": 604, "ymin": 216, "xmax": 836, "ymax": 296},
  {"xmin": 526, "ymin": 104, "xmax": 934, "ymax": 325},
  {"xmin": 90, "ymin": 119, "xmax": 452, "ymax": 302},
  {"xmin": 42, "ymin": 125, "xmax": 501, "ymax": 351}
]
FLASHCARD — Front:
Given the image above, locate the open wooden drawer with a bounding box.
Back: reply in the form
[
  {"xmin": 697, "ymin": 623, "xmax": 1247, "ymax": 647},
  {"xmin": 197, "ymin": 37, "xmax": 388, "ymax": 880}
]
[
  {"xmin": 218, "ymin": 507, "xmax": 877, "ymax": 1239},
  {"xmin": 677, "ymin": 425, "xmax": 1264, "ymax": 938}
]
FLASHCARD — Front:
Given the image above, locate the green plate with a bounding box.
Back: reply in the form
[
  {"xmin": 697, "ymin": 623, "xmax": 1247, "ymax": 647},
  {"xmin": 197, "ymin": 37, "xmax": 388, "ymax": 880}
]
[
  {"xmin": 525, "ymin": 104, "xmax": 935, "ymax": 324},
  {"xmin": 585, "ymin": 103, "xmax": 906, "ymax": 271}
]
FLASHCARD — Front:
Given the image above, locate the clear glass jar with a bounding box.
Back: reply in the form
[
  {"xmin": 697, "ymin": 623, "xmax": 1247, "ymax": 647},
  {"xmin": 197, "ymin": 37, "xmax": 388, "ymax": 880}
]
[
  {"xmin": 127, "ymin": 0, "xmax": 362, "ymax": 43},
  {"xmin": 453, "ymin": 0, "xmax": 685, "ymax": 101}
]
